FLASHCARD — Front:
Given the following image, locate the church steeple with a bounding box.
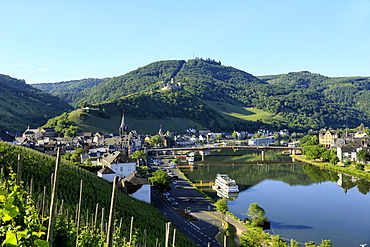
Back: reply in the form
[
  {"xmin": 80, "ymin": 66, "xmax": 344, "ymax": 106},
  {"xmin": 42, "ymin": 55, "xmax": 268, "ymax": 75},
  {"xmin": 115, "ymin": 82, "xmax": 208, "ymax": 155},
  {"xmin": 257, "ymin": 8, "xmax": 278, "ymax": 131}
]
[{"xmin": 119, "ymin": 111, "xmax": 128, "ymax": 136}]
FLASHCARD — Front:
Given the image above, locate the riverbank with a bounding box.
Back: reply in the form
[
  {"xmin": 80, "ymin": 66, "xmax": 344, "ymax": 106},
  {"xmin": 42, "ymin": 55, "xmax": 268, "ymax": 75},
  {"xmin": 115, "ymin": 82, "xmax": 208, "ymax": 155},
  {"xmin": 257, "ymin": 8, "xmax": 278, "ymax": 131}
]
[
  {"xmin": 291, "ymin": 154, "xmax": 370, "ymax": 180},
  {"xmin": 174, "ymin": 162, "xmax": 247, "ymax": 246}
]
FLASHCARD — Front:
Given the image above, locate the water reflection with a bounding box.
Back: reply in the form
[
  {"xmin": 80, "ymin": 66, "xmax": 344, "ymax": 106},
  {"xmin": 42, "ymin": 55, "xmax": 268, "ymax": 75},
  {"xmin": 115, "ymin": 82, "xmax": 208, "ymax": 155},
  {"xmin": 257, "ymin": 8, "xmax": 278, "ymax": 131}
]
[
  {"xmin": 179, "ymin": 149, "xmax": 370, "ymax": 246},
  {"xmin": 215, "ymin": 189, "xmax": 239, "ymax": 201},
  {"xmin": 183, "ymin": 149, "xmax": 370, "ymax": 196}
]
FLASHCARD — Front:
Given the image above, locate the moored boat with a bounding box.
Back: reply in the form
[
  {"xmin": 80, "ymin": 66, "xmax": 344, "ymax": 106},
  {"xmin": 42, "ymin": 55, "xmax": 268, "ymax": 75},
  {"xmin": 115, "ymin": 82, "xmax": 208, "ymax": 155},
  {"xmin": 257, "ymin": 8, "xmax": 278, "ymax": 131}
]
[{"xmin": 212, "ymin": 173, "xmax": 239, "ymax": 193}]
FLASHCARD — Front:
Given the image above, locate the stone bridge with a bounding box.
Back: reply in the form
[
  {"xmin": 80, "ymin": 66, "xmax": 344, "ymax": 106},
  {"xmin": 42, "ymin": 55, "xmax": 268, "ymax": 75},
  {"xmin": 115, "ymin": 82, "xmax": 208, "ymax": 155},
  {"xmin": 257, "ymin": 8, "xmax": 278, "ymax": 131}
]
[{"xmin": 146, "ymin": 145, "xmax": 303, "ymax": 161}]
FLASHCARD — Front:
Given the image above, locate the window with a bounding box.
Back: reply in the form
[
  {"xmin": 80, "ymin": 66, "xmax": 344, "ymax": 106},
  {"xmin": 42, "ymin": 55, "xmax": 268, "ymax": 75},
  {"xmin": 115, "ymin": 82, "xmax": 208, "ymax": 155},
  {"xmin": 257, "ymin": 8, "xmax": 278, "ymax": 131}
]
[
  {"xmin": 128, "ymin": 166, "xmax": 131, "ymax": 171},
  {"xmin": 120, "ymin": 167, "xmax": 123, "ymax": 172}
]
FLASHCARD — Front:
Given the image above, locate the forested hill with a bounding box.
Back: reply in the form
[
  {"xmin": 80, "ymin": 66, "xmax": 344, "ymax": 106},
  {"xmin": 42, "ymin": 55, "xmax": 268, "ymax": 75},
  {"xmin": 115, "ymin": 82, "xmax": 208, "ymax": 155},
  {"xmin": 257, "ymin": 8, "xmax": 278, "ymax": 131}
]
[
  {"xmin": 32, "ymin": 59, "xmax": 370, "ymax": 132},
  {"xmin": 0, "ymin": 74, "xmax": 73, "ymax": 133},
  {"xmin": 32, "ymin": 77, "xmax": 109, "ymax": 104},
  {"xmin": 34, "ymin": 59, "xmax": 265, "ymax": 108}
]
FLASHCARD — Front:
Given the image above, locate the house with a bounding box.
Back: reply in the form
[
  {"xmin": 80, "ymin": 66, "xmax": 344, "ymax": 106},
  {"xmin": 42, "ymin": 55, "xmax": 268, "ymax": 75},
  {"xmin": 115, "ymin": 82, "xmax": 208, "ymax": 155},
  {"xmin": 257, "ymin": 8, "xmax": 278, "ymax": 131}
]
[
  {"xmin": 174, "ymin": 135, "xmax": 194, "ymax": 146},
  {"xmin": 278, "ymin": 129, "xmax": 289, "ymax": 136},
  {"xmin": 22, "ymin": 127, "xmax": 42, "ymax": 140},
  {"xmin": 97, "ymin": 166, "xmax": 116, "ymax": 182},
  {"xmin": 248, "ymin": 136, "xmax": 276, "ymax": 146},
  {"xmin": 319, "ymin": 129, "xmax": 339, "ymax": 147},
  {"xmin": 336, "ymin": 144, "xmax": 359, "ymax": 162},
  {"xmin": 40, "ymin": 127, "xmax": 56, "ymax": 138},
  {"xmin": 119, "ymin": 171, "xmax": 151, "ymax": 203},
  {"xmin": 81, "ymin": 147, "xmax": 109, "ymax": 165},
  {"xmin": 354, "ymin": 131, "xmax": 368, "ymax": 138},
  {"xmin": 98, "ymin": 151, "xmax": 136, "ymax": 179},
  {"xmin": 288, "ymin": 141, "xmax": 300, "ymax": 147}
]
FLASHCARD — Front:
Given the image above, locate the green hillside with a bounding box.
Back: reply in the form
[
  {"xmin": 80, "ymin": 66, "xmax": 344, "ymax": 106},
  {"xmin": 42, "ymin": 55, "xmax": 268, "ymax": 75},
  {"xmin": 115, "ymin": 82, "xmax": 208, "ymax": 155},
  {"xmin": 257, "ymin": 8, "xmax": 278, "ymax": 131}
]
[
  {"xmin": 32, "ymin": 78, "xmax": 109, "ymax": 104},
  {"xmin": 204, "ymin": 100, "xmax": 285, "ymax": 122},
  {"xmin": 0, "ymin": 142, "xmax": 196, "ymax": 246},
  {"xmin": 0, "ymin": 74, "xmax": 73, "ymax": 133},
  {"xmin": 58, "ymin": 90, "xmax": 263, "ymax": 134},
  {"xmin": 32, "ymin": 59, "xmax": 370, "ymax": 132}
]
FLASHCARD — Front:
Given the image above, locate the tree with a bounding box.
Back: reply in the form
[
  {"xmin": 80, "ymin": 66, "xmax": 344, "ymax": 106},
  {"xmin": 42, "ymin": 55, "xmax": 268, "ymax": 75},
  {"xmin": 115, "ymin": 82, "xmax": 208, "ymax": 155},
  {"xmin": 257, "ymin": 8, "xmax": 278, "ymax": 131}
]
[
  {"xmin": 355, "ymin": 163, "xmax": 365, "ymax": 171},
  {"xmin": 216, "ymin": 134, "xmax": 222, "ymax": 142},
  {"xmin": 247, "ymin": 203, "xmax": 267, "ymax": 227},
  {"xmin": 149, "ymin": 135, "xmax": 164, "ymax": 147},
  {"xmin": 148, "ymin": 169, "xmax": 171, "ymax": 192},
  {"xmin": 299, "ymin": 135, "xmax": 319, "ymax": 147},
  {"xmin": 289, "ymin": 239, "xmax": 300, "ymax": 247},
  {"xmin": 321, "ymin": 149, "xmax": 336, "ymax": 162},
  {"xmin": 357, "ymin": 148, "xmax": 370, "ymax": 163},
  {"xmin": 131, "ymin": 150, "xmax": 147, "ymax": 160},
  {"xmin": 330, "ymin": 156, "xmax": 339, "ymax": 165},
  {"xmin": 231, "ymin": 131, "xmax": 238, "ymax": 140},
  {"xmin": 303, "ymin": 145, "xmax": 326, "ymax": 160},
  {"xmin": 214, "ymin": 198, "xmax": 228, "ymax": 216},
  {"xmin": 343, "ymin": 160, "xmax": 352, "ymax": 167}
]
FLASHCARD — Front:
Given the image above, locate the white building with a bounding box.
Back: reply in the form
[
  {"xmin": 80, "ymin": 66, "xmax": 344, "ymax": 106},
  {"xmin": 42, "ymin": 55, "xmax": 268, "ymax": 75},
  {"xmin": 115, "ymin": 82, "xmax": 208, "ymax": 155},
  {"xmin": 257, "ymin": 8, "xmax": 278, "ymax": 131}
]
[
  {"xmin": 119, "ymin": 171, "xmax": 151, "ymax": 203},
  {"xmin": 248, "ymin": 136, "xmax": 276, "ymax": 146},
  {"xmin": 97, "ymin": 166, "xmax": 116, "ymax": 182},
  {"xmin": 98, "ymin": 151, "xmax": 136, "ymax": 179}
]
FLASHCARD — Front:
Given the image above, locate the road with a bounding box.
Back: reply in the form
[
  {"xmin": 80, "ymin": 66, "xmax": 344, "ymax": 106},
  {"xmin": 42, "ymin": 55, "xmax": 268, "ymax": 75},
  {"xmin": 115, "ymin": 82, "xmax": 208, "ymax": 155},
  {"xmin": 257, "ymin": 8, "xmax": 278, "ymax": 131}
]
[{"xmin": 150, "ymin": 156, "xmax": 246, "ymax": 246}]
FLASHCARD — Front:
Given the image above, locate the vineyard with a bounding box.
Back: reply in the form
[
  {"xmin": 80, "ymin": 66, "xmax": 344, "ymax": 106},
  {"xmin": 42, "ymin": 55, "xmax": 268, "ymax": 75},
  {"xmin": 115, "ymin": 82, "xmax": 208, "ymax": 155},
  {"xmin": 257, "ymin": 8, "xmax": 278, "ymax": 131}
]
[{"xmin": 0, "ymin": 142, "xmax": 197, "ymax": 246}]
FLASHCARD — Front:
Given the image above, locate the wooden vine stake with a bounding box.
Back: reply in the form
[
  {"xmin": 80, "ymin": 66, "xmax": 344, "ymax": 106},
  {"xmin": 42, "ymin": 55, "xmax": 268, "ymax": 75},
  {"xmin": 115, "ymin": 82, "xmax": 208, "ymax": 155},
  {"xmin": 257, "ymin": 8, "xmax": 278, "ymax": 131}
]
[
  {"xmin": 172, "ymin": 228, "xmax": 176, "ymax": 247},
  {"xmin": 106, "ymin": 176, "xmax": 118, "ymax": 247},
  {"xmin": 101, "ymin": 207, "xmax": 105, "ymax": 233},
  {"xmin": 129, "ymin": 216, "xmax": 134, "ymax": 244},
  {"xmin": 94, "ymin": 203, "xmax": 99, "ymax": 230},
  {"xmin": 16, "ymin": 154, "xmax": 22, "ymax": 185},
  {"xmin": 76, "ymin": 179, "xmax": 83, "ymax": 246},
  {"xmin": 29, "ymin": 178, "xmax": 33, "ymax": 199},
  {"xmin": 143, "ymin": 229, "xmax": 147, "ymax": 247},
  {"xmin": 46, "ymin": 147, "xmax": 61, "ymax": 247},
  {"xmin": 165, "ymin": 222, "xmax": 171, "ymax": 247}
]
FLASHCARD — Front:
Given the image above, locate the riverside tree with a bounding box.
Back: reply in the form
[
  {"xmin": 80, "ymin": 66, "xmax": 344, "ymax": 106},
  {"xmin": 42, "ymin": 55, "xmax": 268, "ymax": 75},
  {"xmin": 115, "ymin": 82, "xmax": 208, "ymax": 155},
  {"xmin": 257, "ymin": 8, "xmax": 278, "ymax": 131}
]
[
  {"xmin": 214, "ymin": 198, "xmax": 228, "ymax": 216},
  {"xmin": 357, "ymin": 148, "xmax": 370, "ymax": 163},
  {"xmin": 246, "ymin": 203, "xmax": 267, "ymax": 227},
  {"xmin": 148, "ymin": 169, "xmax": 171, "ymax": 192}
]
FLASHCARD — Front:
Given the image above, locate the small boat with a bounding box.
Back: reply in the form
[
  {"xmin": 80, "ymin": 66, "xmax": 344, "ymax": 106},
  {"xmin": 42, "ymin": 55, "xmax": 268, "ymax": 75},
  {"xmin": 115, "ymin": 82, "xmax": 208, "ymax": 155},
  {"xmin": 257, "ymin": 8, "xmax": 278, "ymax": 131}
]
[
  {"xmin": 212, "ymin": 174, "xmax": 239, "ymax": 193},
  {"xmin": 282, "ymin": 150, "xmax": 291, "ymax": 155}
]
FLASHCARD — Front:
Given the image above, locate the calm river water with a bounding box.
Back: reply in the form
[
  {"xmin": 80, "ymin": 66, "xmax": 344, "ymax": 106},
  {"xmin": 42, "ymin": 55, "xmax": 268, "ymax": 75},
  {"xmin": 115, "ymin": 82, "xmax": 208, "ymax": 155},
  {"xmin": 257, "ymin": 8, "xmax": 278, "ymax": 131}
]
[{"xmin": 180, "ymin": 149, "xmax": 370, "ymax": 246}]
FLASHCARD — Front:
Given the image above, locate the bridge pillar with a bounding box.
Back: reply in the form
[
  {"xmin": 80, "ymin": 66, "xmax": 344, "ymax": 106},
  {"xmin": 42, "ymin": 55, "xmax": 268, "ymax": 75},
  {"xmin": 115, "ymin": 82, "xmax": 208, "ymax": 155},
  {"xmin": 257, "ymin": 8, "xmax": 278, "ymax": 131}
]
[
  {"xmin": 291, "ymin": 149, "xmax": 296, "ymax": 155},
  {"xmin": 200, "ymin": 151, "xmax": 205, "ymax": 161},
  {"xmin": 261, "ymin": 150, "xmax": 265, "ymax": 161}
]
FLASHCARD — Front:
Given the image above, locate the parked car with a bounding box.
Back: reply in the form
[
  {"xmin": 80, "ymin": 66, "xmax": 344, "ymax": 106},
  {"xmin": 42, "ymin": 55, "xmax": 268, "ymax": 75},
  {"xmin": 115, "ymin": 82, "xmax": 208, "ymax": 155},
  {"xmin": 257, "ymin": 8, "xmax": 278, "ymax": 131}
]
[
  {"xmin": 175, "ymin": 185, "xmax": 181, "ymax": 188},
  {"xmin": 167, "ymin": 197, "xmax": 176, "ymax": 202},
  {"xmin": 170, "ymin": 201, "xmax": 179, "ymax": 206}
]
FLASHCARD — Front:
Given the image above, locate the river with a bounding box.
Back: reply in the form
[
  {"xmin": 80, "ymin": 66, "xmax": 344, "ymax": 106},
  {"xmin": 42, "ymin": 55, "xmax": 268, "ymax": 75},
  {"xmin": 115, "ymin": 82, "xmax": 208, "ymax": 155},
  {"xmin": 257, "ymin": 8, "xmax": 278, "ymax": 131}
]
[{"xmin": 179, "ymin": 149, "xmax": 370, "ymax": 246}]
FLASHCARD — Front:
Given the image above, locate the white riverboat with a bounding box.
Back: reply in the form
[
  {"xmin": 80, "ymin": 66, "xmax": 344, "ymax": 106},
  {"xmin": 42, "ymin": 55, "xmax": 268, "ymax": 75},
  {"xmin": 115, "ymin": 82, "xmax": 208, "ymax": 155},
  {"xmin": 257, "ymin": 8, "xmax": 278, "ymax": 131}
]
[{"xmin": 212, "ymin": 174, "xmax": 239, "ymax": 193}]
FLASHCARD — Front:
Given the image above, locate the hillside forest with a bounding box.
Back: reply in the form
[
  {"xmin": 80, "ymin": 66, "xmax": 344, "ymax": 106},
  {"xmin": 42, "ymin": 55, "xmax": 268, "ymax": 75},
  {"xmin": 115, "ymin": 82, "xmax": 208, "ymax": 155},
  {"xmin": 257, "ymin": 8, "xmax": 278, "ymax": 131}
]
[{"xmin": 2, "ymin": 58, "xmax": 370, "ymax": 134}]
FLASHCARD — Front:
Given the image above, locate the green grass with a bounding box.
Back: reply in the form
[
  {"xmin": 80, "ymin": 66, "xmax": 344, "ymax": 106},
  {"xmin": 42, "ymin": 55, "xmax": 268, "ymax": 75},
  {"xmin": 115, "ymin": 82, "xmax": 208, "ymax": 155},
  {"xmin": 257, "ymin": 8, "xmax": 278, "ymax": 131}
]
[
  {"xmin": 204, "ymin": 100, "xmax": 285, "ymax": 122},
  {"xmin": 67, "ymin": 109, "xmax": 204, "ymax": 134}
]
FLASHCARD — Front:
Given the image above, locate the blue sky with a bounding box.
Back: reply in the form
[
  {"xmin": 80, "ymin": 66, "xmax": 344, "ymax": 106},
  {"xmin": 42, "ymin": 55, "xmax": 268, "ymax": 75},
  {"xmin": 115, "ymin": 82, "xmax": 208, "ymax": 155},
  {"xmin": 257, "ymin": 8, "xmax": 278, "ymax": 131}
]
[{"xmin": 1, "ymin": 0, "xmax": 369, "ymax": 83}]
